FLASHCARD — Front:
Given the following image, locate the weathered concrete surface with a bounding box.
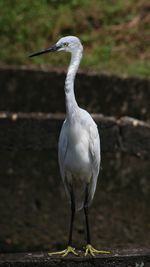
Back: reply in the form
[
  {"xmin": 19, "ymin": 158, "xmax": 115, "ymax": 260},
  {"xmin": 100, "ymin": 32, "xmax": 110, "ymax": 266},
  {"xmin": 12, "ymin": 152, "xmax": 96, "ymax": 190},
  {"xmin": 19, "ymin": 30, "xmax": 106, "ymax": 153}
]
[
  {"xmin": 0, "ymin": 112, "xmax": 149, "ymax": 158},
  {"xmin": 0, "ymin": 114, "xmax": 149, "ymax": 252},
  {"xmin": 0, "ymin": 67, "xmax": 149, "ymax": 253},
  {"xmin": 0, "ymin": 150, "xmax": 149, "ymax": 252},
  {"xmin": 0, "ymin": 66, "xmax": 150, "ymax": 121},
  {"xmin": 0, "ymin": 249, "xmax": 150, "ymax": 267}
]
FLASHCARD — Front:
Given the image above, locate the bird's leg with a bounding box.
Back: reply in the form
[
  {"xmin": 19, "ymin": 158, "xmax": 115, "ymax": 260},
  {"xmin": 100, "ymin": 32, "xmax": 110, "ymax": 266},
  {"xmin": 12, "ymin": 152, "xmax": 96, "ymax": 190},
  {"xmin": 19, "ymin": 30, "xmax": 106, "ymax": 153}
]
[
  {"xmin": 84, "ymin": 204, "xmax": 91, "ymax": 245},
  {"xmin": 84, "ymin": 186, "xmax": 110, "ymax": 256},
  {"xmin": 84, "ymin": 186, "xmax": 91, "ymax": 249},
  {"xmin": 48, "ymin": 188, "xmax": 78, "ymax": 257},
  {"xmin": 68, "ymin": 187, "xmax": 75, "ymax": 247}
]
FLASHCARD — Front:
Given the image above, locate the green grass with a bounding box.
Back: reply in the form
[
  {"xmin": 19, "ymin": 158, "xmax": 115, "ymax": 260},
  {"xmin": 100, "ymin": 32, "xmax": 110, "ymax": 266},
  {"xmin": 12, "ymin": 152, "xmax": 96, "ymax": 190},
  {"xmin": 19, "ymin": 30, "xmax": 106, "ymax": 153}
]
[{"xmin": 0, "ymin": 0, "xmax": 149, "ymax": 77}]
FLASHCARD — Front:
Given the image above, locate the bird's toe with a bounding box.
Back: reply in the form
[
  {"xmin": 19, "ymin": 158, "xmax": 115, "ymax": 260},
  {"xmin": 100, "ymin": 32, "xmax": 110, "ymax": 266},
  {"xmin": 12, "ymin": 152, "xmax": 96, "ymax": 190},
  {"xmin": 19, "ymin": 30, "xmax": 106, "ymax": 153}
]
[
  {"xmin": 48, "ymin": 246, "xmax": 78, "ymax": 257},
  {"xmin": 84, "ymin": 244, "xmax": 110, "ymax": 256}
]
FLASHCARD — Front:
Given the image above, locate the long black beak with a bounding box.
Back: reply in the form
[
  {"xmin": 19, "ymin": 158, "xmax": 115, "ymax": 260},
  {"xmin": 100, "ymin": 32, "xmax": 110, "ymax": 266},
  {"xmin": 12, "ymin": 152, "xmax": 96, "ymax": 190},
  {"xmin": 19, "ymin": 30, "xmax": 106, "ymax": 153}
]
[{"xmin": 29, "ymin": 44, "xmax": 61, "ymax": 58}]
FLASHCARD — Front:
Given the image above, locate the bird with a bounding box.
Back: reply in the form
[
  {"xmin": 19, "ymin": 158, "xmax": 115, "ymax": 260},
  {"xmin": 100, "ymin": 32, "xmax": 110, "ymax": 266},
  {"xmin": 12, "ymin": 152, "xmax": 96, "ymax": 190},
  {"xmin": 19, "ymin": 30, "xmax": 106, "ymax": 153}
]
[{"xmin": 29, "ymin": 36, "xmax": 109, "ymax": 256}]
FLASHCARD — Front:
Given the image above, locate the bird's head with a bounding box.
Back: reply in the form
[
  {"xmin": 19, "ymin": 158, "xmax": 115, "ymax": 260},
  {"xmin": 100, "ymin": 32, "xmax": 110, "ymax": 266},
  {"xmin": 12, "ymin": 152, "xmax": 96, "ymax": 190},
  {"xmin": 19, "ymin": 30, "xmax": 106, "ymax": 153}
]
[
  {"xmin": 56, "ymin": 36, "xmax": 83, "ymax": 53},
  {"xmin": 29, "ymin": 36, "xmax": 83, "ymax": 58}
]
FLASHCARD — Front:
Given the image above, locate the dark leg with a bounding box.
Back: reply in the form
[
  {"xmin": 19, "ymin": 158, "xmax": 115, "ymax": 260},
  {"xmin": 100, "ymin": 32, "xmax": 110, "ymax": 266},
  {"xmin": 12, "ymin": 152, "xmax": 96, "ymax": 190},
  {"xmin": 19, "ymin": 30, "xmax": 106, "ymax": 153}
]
[
  {"xmin": 68, "ymin": 188, "xmax": 75, "ymax": 246},
  {"xmin": 84, "ymin": 185, "xmax": 110, "ymax": 256},
  {"xmin": 84, "ymin": 186, "xmax": 91, "ymax": 244}
]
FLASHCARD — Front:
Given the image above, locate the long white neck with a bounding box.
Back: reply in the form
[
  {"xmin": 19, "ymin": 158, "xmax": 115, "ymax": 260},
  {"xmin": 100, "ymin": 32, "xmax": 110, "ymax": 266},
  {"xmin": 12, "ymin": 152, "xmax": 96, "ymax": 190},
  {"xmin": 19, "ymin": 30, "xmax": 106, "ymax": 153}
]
[{"xmin": 65, "ymin": 46, "xmax": 83, "ymax": 119}]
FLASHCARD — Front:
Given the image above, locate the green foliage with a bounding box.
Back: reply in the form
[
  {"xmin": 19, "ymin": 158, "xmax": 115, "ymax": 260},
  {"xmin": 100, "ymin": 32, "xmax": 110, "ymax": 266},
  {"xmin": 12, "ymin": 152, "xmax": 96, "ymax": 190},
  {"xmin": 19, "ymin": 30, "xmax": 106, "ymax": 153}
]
[{"xmin": 0, "ymin": 0, "xmax": 149, "ymax": 77}]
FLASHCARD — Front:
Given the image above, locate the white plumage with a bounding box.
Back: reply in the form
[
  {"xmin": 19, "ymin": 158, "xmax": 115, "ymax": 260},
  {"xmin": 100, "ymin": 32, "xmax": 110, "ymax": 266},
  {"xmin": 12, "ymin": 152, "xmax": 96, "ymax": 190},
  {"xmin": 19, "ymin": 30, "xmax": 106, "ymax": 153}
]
[
  {"xmin": 59, "ymin": 107, "xmax": 100, "ymax": 210},
  {"xmin": 56, "ymin": 36, "xmax": 100, "ymax": 211}
]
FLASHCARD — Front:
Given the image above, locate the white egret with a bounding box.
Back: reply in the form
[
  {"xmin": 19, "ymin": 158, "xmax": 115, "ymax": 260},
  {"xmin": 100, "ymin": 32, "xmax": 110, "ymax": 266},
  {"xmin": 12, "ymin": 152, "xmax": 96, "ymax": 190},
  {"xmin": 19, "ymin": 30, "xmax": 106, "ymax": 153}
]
[{"xmin": 29, "ymin": 36, "xmax": 109, "ymax": 256}]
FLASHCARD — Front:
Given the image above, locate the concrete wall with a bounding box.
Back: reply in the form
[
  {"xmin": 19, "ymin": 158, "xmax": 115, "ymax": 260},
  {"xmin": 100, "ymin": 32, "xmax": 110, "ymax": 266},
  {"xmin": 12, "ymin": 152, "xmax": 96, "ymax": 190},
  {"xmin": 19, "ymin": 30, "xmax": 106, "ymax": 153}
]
[
  {"xmin": 0, "ymin": 67, "xmax": 149, "ymax": 252},
  {"xmin": 0, "ymin": 66, "xmax": 150, "ymax": 121}
]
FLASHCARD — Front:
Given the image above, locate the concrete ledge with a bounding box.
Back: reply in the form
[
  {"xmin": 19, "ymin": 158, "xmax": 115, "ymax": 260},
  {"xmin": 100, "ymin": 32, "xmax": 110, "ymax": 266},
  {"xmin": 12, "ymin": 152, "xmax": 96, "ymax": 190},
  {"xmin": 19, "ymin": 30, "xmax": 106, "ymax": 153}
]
[
  {"xmin": 0, "ymin": 112, "xmax": 149, "ymax": 159},
  {"xmin": 0, "ymin": 249, "xmax": 150, "ymax": 267},
  {"xmin": 0, "ymin": 66, "xmax": 150, "ymax": 122}
]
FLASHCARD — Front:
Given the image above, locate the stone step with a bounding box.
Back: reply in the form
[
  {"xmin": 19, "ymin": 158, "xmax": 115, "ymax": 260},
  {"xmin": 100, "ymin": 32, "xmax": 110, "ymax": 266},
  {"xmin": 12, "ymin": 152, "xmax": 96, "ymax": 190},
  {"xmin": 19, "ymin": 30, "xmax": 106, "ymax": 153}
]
[
  {"xmin": 0, "ymin": 112, "xmax": 149, "ymax": 159},
  {"xmin": 0, "ymin": 249, "xmax": 150, "ymax": 267},
  {"xmin": 0, "ymin": 112, "xmax": 149, "ymax": 252},
  {"xmin": 0, "ymin": 66, "xmax": 150, "ymax": 121}
]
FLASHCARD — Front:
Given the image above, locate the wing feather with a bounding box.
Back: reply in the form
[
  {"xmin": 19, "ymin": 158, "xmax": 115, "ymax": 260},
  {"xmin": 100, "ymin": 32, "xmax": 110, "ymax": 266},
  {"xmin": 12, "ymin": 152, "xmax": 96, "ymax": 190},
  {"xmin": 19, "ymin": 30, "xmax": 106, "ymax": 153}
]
[
  {"xmin": 79, "ymin": 109, "xmax": 101, "ymax": 206},
  {"xmin": 88, "ymin": 122, "xmax": 101, "ymax": 205},
  {"xmin": 58, "ymin": 120, "xmax": 68, "ymax": 181}
]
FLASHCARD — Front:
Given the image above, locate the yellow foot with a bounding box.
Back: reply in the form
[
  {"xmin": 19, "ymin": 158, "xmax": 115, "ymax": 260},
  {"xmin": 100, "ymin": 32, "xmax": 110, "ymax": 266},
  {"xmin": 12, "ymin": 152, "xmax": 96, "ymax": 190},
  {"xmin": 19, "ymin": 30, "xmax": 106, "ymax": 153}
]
[
  {"xmin": 85, "ymin": 244, "xmax": 110, "ymax": 256},
  {"xmin": 48, "ymin": 246, "xmax": 78, "ymax": 257}
]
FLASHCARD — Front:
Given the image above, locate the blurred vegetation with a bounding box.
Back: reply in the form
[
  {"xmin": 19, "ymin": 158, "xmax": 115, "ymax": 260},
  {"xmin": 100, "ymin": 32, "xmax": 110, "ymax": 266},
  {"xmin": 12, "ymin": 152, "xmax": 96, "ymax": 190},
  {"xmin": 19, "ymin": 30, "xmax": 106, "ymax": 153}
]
[{"xmin": 0, "ymin": 0, "xmax": 149, "ymax": 77}]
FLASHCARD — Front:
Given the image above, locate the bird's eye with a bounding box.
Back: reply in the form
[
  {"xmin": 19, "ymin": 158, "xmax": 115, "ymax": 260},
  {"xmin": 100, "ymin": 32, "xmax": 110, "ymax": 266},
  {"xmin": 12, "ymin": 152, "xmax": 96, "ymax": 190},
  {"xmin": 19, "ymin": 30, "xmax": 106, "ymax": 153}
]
[{"xmin": 63, "ymin": 42, "xmax": 69, "ymax": 47}]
